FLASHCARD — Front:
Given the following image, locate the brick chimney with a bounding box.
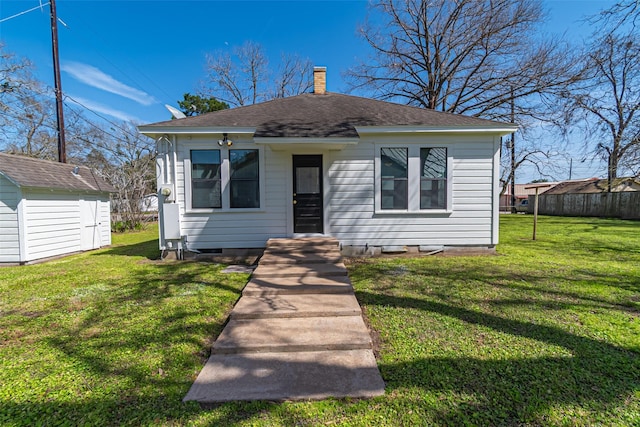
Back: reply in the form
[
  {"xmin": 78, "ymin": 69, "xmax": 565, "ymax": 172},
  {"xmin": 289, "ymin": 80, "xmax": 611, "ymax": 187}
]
[{"xmin": 313, "ymin": 66, "xmax": 327, "ymax": 95}]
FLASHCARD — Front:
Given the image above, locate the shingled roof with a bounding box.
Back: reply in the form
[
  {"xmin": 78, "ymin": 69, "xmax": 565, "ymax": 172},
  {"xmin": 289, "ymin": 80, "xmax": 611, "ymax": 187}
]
[
  {"xmin": 139, "ymin": 92, "xmax": 515, "ymax": 138},
  {"xmin": 0, "ymin": 153, "xmax": 116, "ymax": 193},
  {"xmin": 544, "ymin": 178, "xmax": 640, "ymax": 194}
]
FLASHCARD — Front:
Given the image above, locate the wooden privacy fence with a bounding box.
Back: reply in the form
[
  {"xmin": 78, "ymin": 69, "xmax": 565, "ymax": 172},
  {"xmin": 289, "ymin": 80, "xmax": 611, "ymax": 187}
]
[{"xmin": 535, "ymin": 192, "xmax": 640, "ymax": 220}]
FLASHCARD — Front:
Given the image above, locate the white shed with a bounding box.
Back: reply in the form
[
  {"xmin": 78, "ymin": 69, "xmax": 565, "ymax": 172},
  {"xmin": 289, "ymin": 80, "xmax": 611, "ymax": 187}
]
[
  {"xmin": 0, "ymin": 153, "xmax": 115, "ymax": 264},
  {"xmin": 138, "ymin": 68, "xmax": 517, "ymax": 256}
]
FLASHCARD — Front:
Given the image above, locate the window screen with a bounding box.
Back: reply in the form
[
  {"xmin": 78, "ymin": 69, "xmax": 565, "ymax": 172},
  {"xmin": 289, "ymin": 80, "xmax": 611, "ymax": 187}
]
[
  {"xmin": 230, "ymin": 149, "xmax": 259, "ymax": 208},
  {"xmin": 191, "ymin": 150, "xmax": 221, "ymax": 208},
  {"xmin": 420, "ymin": 147, "xmax": 447, "ymax": 209},
  {"xmin": 381, "ymin": 147, "xmax": 408, "ymax": 210}
]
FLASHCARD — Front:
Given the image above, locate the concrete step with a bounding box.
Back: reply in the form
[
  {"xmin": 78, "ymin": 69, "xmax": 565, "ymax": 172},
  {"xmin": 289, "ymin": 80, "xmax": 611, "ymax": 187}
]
[
  {"xmin": 252, "ymin": 263, "xmax": 347, "ymax": 278},
  {"xmin": 265, "ymin": 238, "xmax": 340, "ymax": 255},
  {"xmin": 266, "ymin": 237, "xmax": 339, "ymax": 248},
  {"xmin": 259, "ymin": 252, "xmax": 343, "ymax": 265},
  {"xmin": 183, "ymin": 349, "xmax": 385, "ymax": 403},
  {"xmin": 230, "ymin": 293, "xmax": 362, "ymax": 319},
  {"xmin": 243, "ymin": 276, "xmax": 353, "ymax": 296},
  {"xmin": 263, "ymin": 247, "xmax": 341, "ymax": 256},
  {"xmin": 212, "ymin": 316, "xmax": 372, "ymax": 354}
]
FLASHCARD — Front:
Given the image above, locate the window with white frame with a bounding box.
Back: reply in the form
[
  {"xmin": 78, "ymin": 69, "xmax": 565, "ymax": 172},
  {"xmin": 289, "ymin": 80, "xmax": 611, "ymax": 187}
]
[
  {"xmin": 191, "ymin": 150, "xmax": 221, "ymax": 208},
  {"xmin": 381, "ymin": 147, "xmax": 408, "ymax": 210},
  {"xmin": 188, "ymin": 147, "xmax": 261, "ymax": 210},
  {"xmin": 229, "ymin": 149, "xmax": 259, "ymax": 208},
  {"xmin": 377, "ymin": 145, "xmax": 451, "ymax": 212},
  {"xmin": 420, "ymin": 147, "xmax": 447, "ymax": 209}
]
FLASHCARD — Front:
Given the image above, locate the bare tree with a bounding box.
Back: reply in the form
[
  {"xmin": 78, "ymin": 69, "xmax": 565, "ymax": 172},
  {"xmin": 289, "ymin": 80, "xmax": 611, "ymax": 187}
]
[
  {"xmin": 203, "ymin": 42, "xmax": 313, "ymax": 107},
  {"xmin": 1, "ymin": 45, "xmax": 156, "ymax": 228},
  {"xmin": 2, "ymin": 82, "xmax": 95, "ymax": 162},
  {"xmin": 271, "ymin": 53, "xmax": 314, "ymax": 99},
  {"xmin": 3, "ymin": 93, "xmax": 57, "ymax": 159},
  {"xmin": 349, "ymin": 0, "xmax": 580, "ymax": 210},
  {"xmin": 593, "ymin": 0, "xmax": 640, "ymax": 29},
  {"xmin": 82, "ymin": 121, "xmax": 156, "ymax": 230},
  {"xmin": 203, "ymin": 41, "xmax": 268, "ymax": 107},
  {"xmin": 623, "ymin": 144, "xmax": 640, "ymax": 177},
  {"xmin": 1, "ymin": 48, "xmax": 59, "ymax": 159},
  {"xmin": 562, "ymin": 33, "xmax": 640, "ymax": 190},
  {"xmin": 0, "ymin": 44, "xmax": 33, "ymax": 104},
  {"xmin": 348, "ymin": 0, "xmax": 578, "ymax": 122}
]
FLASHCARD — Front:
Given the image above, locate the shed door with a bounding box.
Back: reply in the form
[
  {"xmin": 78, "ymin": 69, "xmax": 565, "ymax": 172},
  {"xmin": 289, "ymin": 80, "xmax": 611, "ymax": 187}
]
[
  {"xmin": 81, "ymin": 199, "xmax": 101, "ymax": 250},
  {"xmin": 293, "ymin": 155, "xmax": 323, "ymax": 234}
]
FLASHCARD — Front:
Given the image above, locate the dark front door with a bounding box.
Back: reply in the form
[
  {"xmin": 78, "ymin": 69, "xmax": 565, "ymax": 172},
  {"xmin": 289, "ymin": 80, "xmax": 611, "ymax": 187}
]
[{"xmin": 293, "ymin": 155, "xmax": 323, "ymax": 233}]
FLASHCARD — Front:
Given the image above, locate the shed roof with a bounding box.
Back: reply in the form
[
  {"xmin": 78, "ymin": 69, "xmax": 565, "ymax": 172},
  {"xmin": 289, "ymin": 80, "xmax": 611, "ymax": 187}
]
[
  {"xmin": 139, "ymin": 92, "xmax": 517, "ymax": 138},
  {"xmin": 0, "ymin": 153, "xmax": 116, "ymax": 193}
]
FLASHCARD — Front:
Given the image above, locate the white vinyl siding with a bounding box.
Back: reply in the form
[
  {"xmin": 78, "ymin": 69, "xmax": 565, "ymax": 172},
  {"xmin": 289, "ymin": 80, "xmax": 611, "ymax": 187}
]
[
  {"xmin": 169, "ymin": 138, "xmax": 286, "ymax": 249},
  {"xmin": 0, "ymin": 186, "xmax": 112, "ymax": 264},
  {"xmin": 23, "ymin": 193, "xmax": 83, "ymax": 259},
  {"xmin": 327, "ymin": 136, "xmax": 497, "ymax": 247},
  {"xmin": 158, "ymin": 132, "xmax": 500, "ymax": 250},
  {"xmin": 0, "ymin": 175, "xmax": 20, "ymax": 263}
]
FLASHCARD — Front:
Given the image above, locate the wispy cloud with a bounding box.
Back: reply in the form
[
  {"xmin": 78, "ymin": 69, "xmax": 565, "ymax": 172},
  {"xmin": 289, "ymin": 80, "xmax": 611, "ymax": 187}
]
[
  {"xmin": 62, "ymin": 61, "xmax": 158, "ymax": 106},
  {"xmin": 67, "ymin": 95, "xmax": 142, "ymax": 123}
]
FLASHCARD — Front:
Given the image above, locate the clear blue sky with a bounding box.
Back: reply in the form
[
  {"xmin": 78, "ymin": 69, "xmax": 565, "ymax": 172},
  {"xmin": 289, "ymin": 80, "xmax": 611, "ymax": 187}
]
[{"xmin": 0, "ymin": 0, "xmax": 618, "ymax": 181}]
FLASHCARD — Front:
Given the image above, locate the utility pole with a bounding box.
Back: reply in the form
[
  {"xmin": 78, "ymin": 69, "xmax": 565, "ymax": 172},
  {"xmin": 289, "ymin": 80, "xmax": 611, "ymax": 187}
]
[
  {"xmin": 50, "ymin": 0, "xmax": 66, "ymax": 163},
  {"xmin": 569, "ymin": 158, "xmax": 573, "ymax": 180},
  {"xmin": 510, "ymin": 88, "xmax": 516, "ymax": 213}
]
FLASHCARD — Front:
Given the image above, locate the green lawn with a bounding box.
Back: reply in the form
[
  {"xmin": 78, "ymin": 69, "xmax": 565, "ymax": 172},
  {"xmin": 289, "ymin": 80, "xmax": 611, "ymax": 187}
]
[{"xmin": 1, "ymin": 216, "xmax": 639, "ymax": 426}]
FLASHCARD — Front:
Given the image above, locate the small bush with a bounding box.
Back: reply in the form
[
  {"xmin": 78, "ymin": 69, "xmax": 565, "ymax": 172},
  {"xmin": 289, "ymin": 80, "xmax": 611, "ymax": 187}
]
[{"xmin": 111, "ymin": 220, "xmax": 144, "ymax": 233}]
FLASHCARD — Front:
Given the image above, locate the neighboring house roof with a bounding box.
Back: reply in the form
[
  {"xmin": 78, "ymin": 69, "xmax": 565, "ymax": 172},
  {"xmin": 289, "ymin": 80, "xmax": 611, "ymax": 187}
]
[
  {"xmin": 139, "ymin": 92, "xmax": 517, "ymax": 138},
  {"xmin": 516, "ymin": 182, "xmax": 559, "ymax": 196},
  {"xmin": 502, "ymin": 182, "xmax": 560, "ymax": 197},
  {"xmin": 543, "ymin": 177, "xmax": 640, "ymax": 194},
  {"xmin": 0, "ymin": 153, "xmax": 116, "ymax": 193}
]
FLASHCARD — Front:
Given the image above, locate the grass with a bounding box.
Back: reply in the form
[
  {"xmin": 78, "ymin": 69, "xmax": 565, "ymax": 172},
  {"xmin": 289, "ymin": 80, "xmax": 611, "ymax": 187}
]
[{"xmin": 1, "ymin": 216, "xmax": 639, "ymax": 426}]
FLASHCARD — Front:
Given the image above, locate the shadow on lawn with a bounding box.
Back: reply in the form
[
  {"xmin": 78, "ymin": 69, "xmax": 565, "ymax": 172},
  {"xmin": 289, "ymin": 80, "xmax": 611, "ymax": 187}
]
[
  {"xmin": 357, "ymin": 290, "xmax": 640, "ymax": 425},
  {"xmin": 95, "ymin": 238, "xmax": 160, "ymax": 259},
  {"xmin": 348, "ymin": 254, "xmax": 640, "ymax": 311},
  {"xmin": 0, "ymin": 261, "xmax": 268, "ymax": 426},
  {"xmin": 0, "ymin": 393, "xmax": 288, "ymax": 426}
]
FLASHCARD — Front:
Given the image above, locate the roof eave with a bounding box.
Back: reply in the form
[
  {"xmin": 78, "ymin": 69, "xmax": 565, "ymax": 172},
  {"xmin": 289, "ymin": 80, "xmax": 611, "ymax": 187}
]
[
  {"xmin": 137, "ymin": 126, "xmax": 257, "ymax": 139},
  {"xmin": 355, "ymin": 125, "xmax": 518, "ymax": 137},
  {"xmin": 14, "ymin": 184, "xmax": 114, "ymax": 193},
  {"xmin": 0, "ymin": 170, "xmax": 21, "ymax": 188}
]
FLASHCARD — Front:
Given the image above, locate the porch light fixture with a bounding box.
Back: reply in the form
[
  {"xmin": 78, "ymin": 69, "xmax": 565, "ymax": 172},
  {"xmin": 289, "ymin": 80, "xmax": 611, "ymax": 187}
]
[{"xmin": 217, "ymin": 133, "xmax": 233, "ymax": 147}]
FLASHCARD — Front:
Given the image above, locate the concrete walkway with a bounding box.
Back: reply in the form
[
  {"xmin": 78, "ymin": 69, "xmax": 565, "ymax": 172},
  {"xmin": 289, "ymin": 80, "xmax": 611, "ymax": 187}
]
[{"xmin": 183, "ymin": 237, "xmax": 385, "ymax": 403}]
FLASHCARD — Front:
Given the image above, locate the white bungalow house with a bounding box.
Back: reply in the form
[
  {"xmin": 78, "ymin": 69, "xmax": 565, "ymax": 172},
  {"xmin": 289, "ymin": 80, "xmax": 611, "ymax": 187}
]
[
  {"xmin": 138, "ymin": 68, "xmax": 517, "ymax": 256},
  {"xmin": 0, "ymin": 153, "xmax": 115, "ymax": 264}
]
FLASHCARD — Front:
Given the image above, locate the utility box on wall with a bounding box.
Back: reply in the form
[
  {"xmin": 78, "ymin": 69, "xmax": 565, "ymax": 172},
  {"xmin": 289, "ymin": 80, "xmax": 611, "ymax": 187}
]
[{"xmin": 162, "ymin": 203, "xmax": 181, "ymax": 240}]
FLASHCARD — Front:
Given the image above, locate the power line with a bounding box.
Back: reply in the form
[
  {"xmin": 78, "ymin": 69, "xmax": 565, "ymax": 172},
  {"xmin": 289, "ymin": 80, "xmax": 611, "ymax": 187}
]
[
  {"xmin": 63, "ymin": 94, "xmax": 141, "ymax": 140},
  {"xmin": 1, "ymin": 93, "xmax": 136, "ymax": 149},
  {"xmin": 63, "ymin": 101, "xmax": 136, "ymax": 144},
  {"xmin": 3, "ymin": 3, "xmax": 171, "ymax": 134},
  {"xmin": 0, "ymin": 2, "xmax": 50, "ymax": 24},
  {"xmin": 1, "ymin": 73, "xmax": 142, "ymax": 145}
]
